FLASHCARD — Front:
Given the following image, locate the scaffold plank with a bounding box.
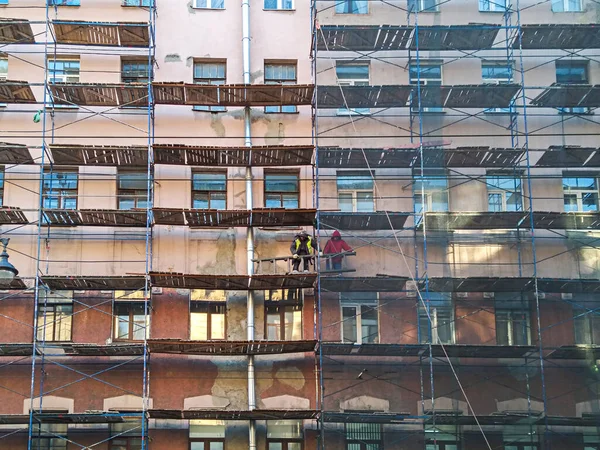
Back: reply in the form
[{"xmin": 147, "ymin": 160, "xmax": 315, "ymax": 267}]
[
  {"xmin": 150, "ymin": 272, "xmax": 251, "ymax": 290},
  {"xmin": 42, "ymin": 209, "xmax": 83, "ymax": 226},
  {"xmin": 322, "ymin": 343, "xmax": 535, "ymax": 358},
  {"xmin": 37, "ymin": 343, "xmax": 145, "ymax": 356},
  {"xmin": 41, "ymin": 276, "xmax": 146, "ymax": 290},
  {"xmin": 444, "ymin": 84, "xmax": 520, "ymax": 108},
  {"xmin": 0, "ymin": 206, "xmax": 29, "ymax": 224},
  {"xmin": 0, "ymin": 343, "xmax": 33, "ymax": 356},
  {"xmin": 424, "ymin": 277, "xmax": 534, "ymax": 292},
  {"xmin": 49, "ymin": 83, "xmax": 119, "ymax": 106},
  {"xmin": 531, "ymin": 83, "xmax": 600, "ymax": 108},
  {"xmin": 153, "ymin": 208, "xmax": 185, "ymax": 225},
  {"xmin": 0, "ymin": 143, "xmax": 35, "ymax": 165},
  {"xmin": 50, "ymin": 144, "xmax": 148, "ymax": 166},
  {"xmin": 252, "ymin": 208, "xmax": 316, "ymax": 227},
  {"xmin": 411, "ymin": 24, "xmax": 500, "ymax": 51},
  {"xmin": 317, "ymin": 85, "xmax": 411, "ymax": 109},
  {"xmin": 546, "ymin": 345, "xmax": 600, "ymax": 359},
  {"xmin": 320, "ymin": 212, "xmax": 409, "ymax": 230},
  {"xmin": 184, "ymin": 84, "xmax": 314, "ymax": 106},
  {"xmin": 318, "ymin": 147, "xmax": 419, "ymax": 168},
  {"xmin": 515, "ymin": 24, "xmax": 600, "ymax": 49},
  {"xmin": 153, "ymin": 144, "xmax": 313, "ymax": 166},
  {"xmin": 440, "ymin": 147, "xmax": 525, "ymax": 167},
  {"xmin": 320, "ymin": 276, "xmax": 408, "ymax": 292},
  {"xmin": 249, "ymin": 274, "xmax": 316, "ymax": 289},
  {"xmin": 0, "ymin": 81, "xmax": 36, "ymax": 103},
  {"xmin": 0, "ymin": 19, "xmax": 35, "ymax": 44},
  {"xmin": 423, "ymin": 212, "xmax": 527, "ymax": 230},
  {"xmin": 79, "ymin": 209, "xmax": 148, "ymax": 227},
  {"xmin": 534, "ymin": 146, "xmax": 595, "ymax": 167},
  {"xmin": 148, "ymin": 339, "xmax": 317, "ymax": 355},
  {"xmin": 0, "ymin": 413, "xmax": 136, "ymax": 425},
  {"xmin": 148, "ymin": 410, "xmax": 319, "ymax": 420},
  {"xmin": 185, "ymin": 209, "xmax": 252, "ymax": 227},
  {"xmin": 52, "ymin": 21, "xmax": 150, "ymax": 47},
  {"xmin": 531, "ymin": 211, "xmax": 600, "ymax": 230},
  {"xmin": 316, "ymin": 25, "xmax": 413, "ymax": 51},
  {"xmin": 323, "ymin": 412, "xmax": 408, "ymax": 423}
]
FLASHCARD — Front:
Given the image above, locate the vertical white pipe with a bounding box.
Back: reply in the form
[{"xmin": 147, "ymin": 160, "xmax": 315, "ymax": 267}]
[{"xmin": 242, "ymin": 1, "xmax": 257, "ymax": 449}]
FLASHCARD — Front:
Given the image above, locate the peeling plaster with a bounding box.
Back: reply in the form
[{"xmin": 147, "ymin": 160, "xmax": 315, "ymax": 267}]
[
  {"xmin": 164, "ymin": 54, "xmax": 182, "ymax": 63},
  {"xmin": 276, "ymin": 366, "xmax": 305, "ymax": 390}
]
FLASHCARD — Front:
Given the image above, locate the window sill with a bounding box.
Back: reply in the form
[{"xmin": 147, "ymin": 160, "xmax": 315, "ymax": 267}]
[
  {"xmin": 478, "ymin": 10, "xmax": 506, "ymax": 12},
  {"xmin": 264, "ymin": 111, "xmax": 299, "ymax": 115},
  {"xmin": 192, "ymin": 107, "xmax": 228, "ymax": 113},
  {"xmin": 46, "ymin": 105, "xmax": 79, "ymax": 110},
  {"xmin": 483, "ymin": 111, "xmax": 516, "ymax": 115},
  {"xmin": 191, "ymin": 7, "xmax": 225, "ymax": 10},
  {"xmin": 558, "ymin": 111, "xmax": 594, "ymax": 116},
  {"xmin": 263, "ymin": 8, "xmax": 295, "ymax": 11}
]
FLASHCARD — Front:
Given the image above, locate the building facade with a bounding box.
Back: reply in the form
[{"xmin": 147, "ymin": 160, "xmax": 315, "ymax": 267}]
[{"xmin": 0, "ymin": 0, "xmax": 599, "ymax": 449}]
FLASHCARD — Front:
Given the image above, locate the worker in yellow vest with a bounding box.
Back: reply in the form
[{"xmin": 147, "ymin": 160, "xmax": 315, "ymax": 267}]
[{"xmin": 290, "ymin": 230, "xmax": 316, "ymax": 273}]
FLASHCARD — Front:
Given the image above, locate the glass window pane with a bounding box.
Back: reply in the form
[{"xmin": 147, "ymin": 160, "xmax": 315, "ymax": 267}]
[
  {"xmin": 265, "ymin": 175, "xmax": 298, "ymax": 192},
  {"xmin": 193, "ymin": 173, "xmax": 226, "ymax": 191},
  {"xmin": 267, "ymin": 310, "xmax": 281, "ymax": 340},
  {"xmin": 119, "ymin": 172, "xmax": 147, "ymax": 189},
  {"xmin": 189, "ymin": 420, "xmax": 225, "ymax": 438},
  {"xmin": 211, "ymin": 312, "xmax": 225, "ymax": 340},
  {"xmin": 210, "ymin": 443, "xmax": 224, "ymax": 450},
  {"xmin": 269, "ymin": 444, "xmax": 283, "ymax": 450},
  {"xmin": 282, "ymin": 194, "xmax": 299, "ymax": 209},
  {"xmin": 339, "ymin": 193, "xmax": 353, "ymax": 212},
  {"xmin": 191, "ymin": 312, "xmax": 208, "ymax": 340},
  {"xmin": 356, "ymin": 192, "xmax": 374, "ymax": 212},
  {"xmin": 583, "ymin": 193, "xmax": 598, "ymax": 211},
  {"xmin": 361, "ymin": 305, "xmax": 378, "ymax": 344},
  {"xmin": 342, "ymin": 306, "xmax": 357, "ymax": 343}
]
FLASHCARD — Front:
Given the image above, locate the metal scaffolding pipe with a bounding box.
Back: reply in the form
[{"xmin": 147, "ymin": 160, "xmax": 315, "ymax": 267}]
[{"xmin": 242, "ymin": 0, "xmax": 257, "ymax": 446}]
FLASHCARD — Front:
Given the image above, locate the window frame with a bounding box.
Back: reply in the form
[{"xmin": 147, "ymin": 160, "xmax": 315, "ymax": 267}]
[
  {"xmin": 42, "ymin": 170, "xmax": 78, "ymax": 210},
  {"xmin": 264, "ymin": 172, "xmax": 300, "ymax": 209},
  {"xmin": 49, "ymin": 0, "xmax": 80, "ymax": 6},
  {"xmin": 336, "ymin": 63, "xmax": 370, "ymax": 116},
  {"xmin": 340, "ymin": 292, "xmax": 379, "ymax": 344},
  {"xmin": 482, "ymin": 61, "xmax": 514, "ymax": 113},
  {"xmin": 264, "ymin": 0, "xmax": 294, "ymax": 10},
  {"xmin": 418, "ymin": 295, "xmax": 455, "ymax": 345},
  {"xmin": 555, "ymin": 60, "xmax": 590, "ymax": 114},
  {"xmin": 563, "ymin": 175, "xmax": 599, "ymax": 212},
  {"xmin": 413, "ymin": 170, "xmax": 449, "ymax": 213},
  {"xmin": 334, "ymin": 0, "xmax": 368, "ymax": 14},
  {"xmin": 486, "ymin": 172, "xmax": 523, "ymax": 212},
  {"xmin": 190, "ymin": 300, "xmax": 227, "ymax": 341},
  {"xmin": 117, "ymin": 170, "xmax": 150, "ymax": 210},
  {"xmin": 47, "ymin": 57, "xmax": 80, "ymax": 108},
  {"xmin": 191, "ymin": 171, "xmax": 227, "ymax": 210},
  {"xmin": 265, "ymin": 300, "xmax": 303, "ymax": 341},
  {"xmin": 264, "ymin": 61, "xmax": 298, "ymax": 114},
  {"xmin": 121, "ymin": 58, "xmax": 152, "ymax": 84},
  {"xmin": 496, "ymin": 309, "xmax": 531, "ymax": 346},
  {"xmin": 189, "ymin": 419, "xmax": 225, "ymax": 450},
  {"xmin": 409, "ymin": 0, "xmax": 440, "ymax": 12},
  {"xmin": 410, "ymin": 61, "xmax": 443, "ymax": 113},
  {"xmin": 337, "ymin": 171, "xmax": 375, "ymax": 213},
  {"xmin": 344, "ymin": 422, "xmax": 383, "ymax": 450},
  {"xmin": 479, "ymin": 0, "xmax": 506, "ymax": 11},
  {"xmin": 31, "ymin": 420, "xmax": 68, "ymax": 450},
  {"xmin": 113, "ymin": 301, "xmax": 149, "ymax": 342},
  {"xmin": 551, "ymin": 0, "xmax": 582, "ymax": 12},
  {"xmin": 36, "ymin": 300, "xmax": 73, "ymax": 343},
  {"xmin": 573, "ymin": 295, "xmax": 600, "ymax": 345},
  {"xmin": 122, "ymin": 0, "xmax": 152, "ymax": 6},
  {"xmin": 193, "ymin": 0, "xmax": 225, "ymax": 9},
  {"xmin": 193, "ymin": 60, "xmax": 227, "ymax": 112}
]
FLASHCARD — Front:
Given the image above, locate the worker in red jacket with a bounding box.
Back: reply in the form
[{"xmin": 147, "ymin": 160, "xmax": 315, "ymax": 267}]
[{"xmin": 323, "ymin": 230, "xmax": 353, "ymax": 271}]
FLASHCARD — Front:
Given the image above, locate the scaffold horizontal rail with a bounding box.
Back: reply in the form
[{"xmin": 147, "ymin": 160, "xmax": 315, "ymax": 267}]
[
  {"xmin": 515, "ymin": 24, "xmax": 600, "ymax": 49},
  {"xmin": 52, "ymin": 20, "xmax": 150, "ymax": 47},
  {"xmin": 148, "ymin": 409, "xmax": 320, "ymax": 420},
  {"xmin": 320, "ymin": 211, "xmax": 408, "ymax": 230},
  {"xmin": 148, "ymin": 339, "xmax": 317, "ymax": 355},
  {"xmin": 40, "ymin": 275, "xmax": 146, "ymax": 290},
  {"xmin": 153, "ymin": 144, "xmax": 314, "ymax": 166},
  {"xmin": 50, "ymin": 144, "xmax": 148, "ymax": 166},
  {"xmin": 0, "ymin": 19, "xmax": 35, "ymax": 44},
  {"xmin": 150, "ymin": 272, "xmax": 316, "ymax": 290},
  {"xmin": 320, "ymin": 276, "xmax": 408, "ymax": 292},
  {"xmin": 410, "ymin": 24, "xmax": 500, "ymax": 51}
]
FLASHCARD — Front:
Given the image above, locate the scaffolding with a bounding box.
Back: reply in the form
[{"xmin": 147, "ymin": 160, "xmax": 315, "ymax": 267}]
[{"xmin": 314, "ymin": 0, "xmax": 600, "ymax": 449}]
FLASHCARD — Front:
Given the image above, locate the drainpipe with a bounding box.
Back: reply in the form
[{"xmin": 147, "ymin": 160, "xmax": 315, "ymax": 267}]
[{"xmin": 242, "ymin": 1, "xmax": 257, "ymax": 449}]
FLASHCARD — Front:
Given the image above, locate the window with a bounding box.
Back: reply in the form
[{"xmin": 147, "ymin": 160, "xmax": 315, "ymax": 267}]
[
  {"xmin": 345, "ymin": 423, "xmax": 382, "ymax": 450},
  {"xmin": 194, "ymin": 0, "xmax": 224, "ymax": 8},
  {"xmin": 556, "ymin": 60, "xmax": 589, "ymax": 113},
  {"xmin": 192, "ymin": 172, "xmax": 226, "ymax": 209},
  {"xmin": 268, "ymin": 420, "xmax": 303, "ymax": 450},
  {"xmin": 265, "ymin": 173, "xmax": 299, "ymax": 208},
  {"xmin": 266, "ymin": 289, "xmax": 302, "ymax": 341},
  {"xmin": 563, "ymin": 175, "xmax": 598, "ymax": 212},
  {"xmin": 479, "ymin": 0, "xmax": 506, "ymax": 11},
  {"xmin": 190, "ymin": 290, "xmax": 226, "ymax": 340},
  {"xmin": 109, "ymin": 420, "xmax": 142, "ymax": 450},
  {"xmin": 189, "ymin": 420, "xmax": 225, "ymax": 450},
  {"xmin": 337, "ymin": 171, "xmax": 374, "ymax": 212},
  {"xmin": 49, "ymin": 0, "xmax": 80, "ymax": 5},
  {"xmin": 482, "ymin": 61, "xmax": 514, "ymax": 113},
  {"xmin": 118, "ymin": 171, "xmax": 149, "ymax": 210},
  {"xmin": 341, "ymin": 292, "xmax": 379, "ymax": 344},
  {"xmin": 418, "ymin": 294, "xmax": 454, "ymax": 344},
  {"xmin": 335, "ymin": 0, "xmax": 367, "ymax": 14},
  {"xmin": 0, "ymin": 1, "xmax": 7, "ymax": 5},
  {"xmin": 425, "ymin": 426, "xmax": 459, "ymax": 450},
  {"xmin": 31, "ymin": 423, "xmax": 68, "ymax": 449},
  {"xmin": 36, "ymin": 292, "xmax": 73, "ymax": 343},
  {"xmin": 410, "ymin": 62, "xmax": 442, "ymax": 112},
  {"xmin": 503, "ymin": 427, "xmax": 539, "ymax": 450},
  {"xmin": 121, "ymin": 59, "xmax": 151, "ymax": 83},
  {"xmin": 408, "ymin": 0, "xmax": 439, "ymax": 12},
  {"xmin": 336, "ymin": 63, "xmax": 369, "ymax": 115},
  {"xmin": 573, "ymin": 295, "xmax": 600, "ymax": 345},
  {"xmin": 265, "ymin": 62, "xmax": 297, "ymax": 113},
  {"xmin": 264, "ymin": 0, "xmax": 293, "ymax": 10},
  {"xmin": 0, "ymin": 56, "xmax": 7, "ymax": 80},
  {"xmin": 551, "ymin": 0, "xmax": 582, "ymax": 11},
  {"xmin": 43, "ymin": 171, "xmax": 78, "ymax": 210},
  {"xmin": 414, "ymin": 170, "xmax": 448, "ymax": 212},
  {"xmin": 487, "ymin": 173, "xmax": 522, "ymax": 212},
  {"xmin": 194, "ymin": 60, "xmax": 226, "ymax": 112},
  {"xmin": 114, "ymin": 302, "xmax": 148, "ymax": 341},
  {"xmin": 122, "ymin": 0, "xmax": 152, "ymax": 6},
  {"xmin": 495, "ymin": 293, "xmax": 530, "ymax": 346}
]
